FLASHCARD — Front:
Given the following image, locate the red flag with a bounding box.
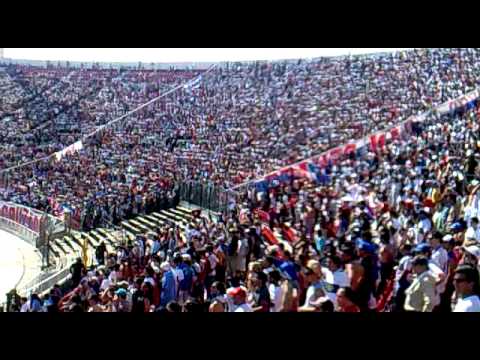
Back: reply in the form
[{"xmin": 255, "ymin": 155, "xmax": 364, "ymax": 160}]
[
  {"xmin": 370, "ymin": 134, "xmax": 378, "ymax": 152},
  {"xmin": 390, "ymin": 127, "xmax": 400, "ymax": 140},
  {"xmin": 329, "ymin": 147, "xmax": 343, "ymax": 163},
  {"xmin": 343, "ymin": 143, "xmax": 357, "ymax": 155},
  {"xmin": 314, "ymin": 154, "xmax": 328, "ymax": 168},
  {"xmin": 377, "ymin": 133, "xmax": 386, "ymax": 149},
  {"xmin": 292, "ymin": 161, "xmax": 315, "ymax": 181},
  {"xmin": 298, "ymin": 161, "xmax": 309, "ymax": 172},
  {"xmin": 283, "ymin": 225, "xmax": 299, "ymax": 244},
  {"xmin": 261, "ymin": 225, "xmax": 279, "ymax": 245}
]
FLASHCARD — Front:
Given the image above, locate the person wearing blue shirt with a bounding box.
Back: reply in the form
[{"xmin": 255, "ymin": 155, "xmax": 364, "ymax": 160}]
[
  {"xmin": 178, "ymin": 255, "xmax": 194, "ymax": 304},
  {"xmin": 160, "ymin": 262, "xmax": 177, "ymax": 307},
  {"xmin": 276, "ymin": 251, "xmax": 299, "ymax": 287}
]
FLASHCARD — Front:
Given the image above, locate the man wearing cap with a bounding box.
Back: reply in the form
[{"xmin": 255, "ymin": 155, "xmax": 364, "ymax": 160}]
[
  {"xmin": 404, "ymin": 256, "xmax": 437, "ymax": 312},
  {"xmin": 112, "ymin": 288, "xmax": 131, "ymax": 312},
  {"xmin": 353, "ymin": 240, "xmax": 378, "ymax": 312},
  {"xmin": 461, "ymin": 245, "xmax": 480, "ymax": 272},
  {"xmin": 228, "ymin": 287, "xmax": 252, "ymax": 312}
]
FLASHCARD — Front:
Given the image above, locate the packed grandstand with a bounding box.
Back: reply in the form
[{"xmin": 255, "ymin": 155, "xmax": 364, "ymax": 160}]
[{"xmin": 1, "ymin": 48, "xmax": 480, "ymax": 312}]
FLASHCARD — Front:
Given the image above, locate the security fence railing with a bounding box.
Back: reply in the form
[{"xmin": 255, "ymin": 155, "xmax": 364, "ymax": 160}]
[{"xmin": 179, "ymin": 181, "xmax": 234, "ymax": 214}]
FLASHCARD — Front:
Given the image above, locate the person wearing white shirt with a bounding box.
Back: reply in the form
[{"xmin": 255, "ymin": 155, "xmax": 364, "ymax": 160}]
[
  {"xmin": 417, "ymin": 211, "xmax": 432, "ymax": 235},
  {"xmin": 428, "ymin": 260, "xmax": 446, "ymax": 308},
  {"xmin": 268, "ymin": 270, "xmax": 284, "ymax": 312},
  {"xmin": 465, "ymin": 217, "xmax": 480, "ymax": 243},
  {"xmin": 430, "ymin": 233, "xmax": 449, "ymax": 274},
  {"xmin": 20, "ymin": 297, "xmax": 29, "ymax": 313},
  {"xmin": 321, "ymin": 255, "xmax": 350, "ymax": 305},
  {"xmin": 453, "ymin": 265, "xmax": 480, "ymax": 312},
  {"xmin": 227, "ymin": 287, "xmax": 253, "ymax": 312}
]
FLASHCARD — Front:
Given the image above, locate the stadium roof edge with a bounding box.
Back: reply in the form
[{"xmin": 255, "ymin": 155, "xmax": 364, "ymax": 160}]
[{"xmin": 0, "ymin": 49, "xmax": 418, "ymax": 70}]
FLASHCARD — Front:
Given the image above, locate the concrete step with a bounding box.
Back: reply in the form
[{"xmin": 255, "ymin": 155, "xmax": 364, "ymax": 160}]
[
  {"xmin": 121, "ymin": 220, "xmax": 141, "ymax": 235},
  {"xmin": 160, "ymin": 209, "xmax": 188, "ymax": 224},
  {"xmin": 129, "ymin": 219, "xmax": 150, "ymax": 233},
  {"xmin": 62, "ymin": 235, "xmax": 80, "ymax": 253},
  {"xmin": 96, "ymin": 228, "xmax": 118, "ymax": 245},
  {"xmin": 136, "ymin": 216, "xmax": 158, "ymax": 230},
  {"xmin": 52, "ymin": 240, "xmax": 69, "ymax": 255},
  {"xmin": 171, "ymin": 208, "xmax": 194, "ymax": 221},
  {"xmin": 152, "ymin": 212, "xmax": 186, "ymax": 229},
  {"xmin": 48, "ymin": 244, "xmax": 61, "ymax": 258}
]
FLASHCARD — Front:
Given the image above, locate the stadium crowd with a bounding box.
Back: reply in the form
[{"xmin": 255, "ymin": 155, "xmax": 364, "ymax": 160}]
[
  {"xmin": 2, "ymin": 48, "xmax": 480, "ymax": 312},
  {"xmin": 6, "ymin": 101, "xmax": 480, "ymax": 312},
  {"xmin": 2, "ymin": 48, "xmax": 480, "ymax": 228}
]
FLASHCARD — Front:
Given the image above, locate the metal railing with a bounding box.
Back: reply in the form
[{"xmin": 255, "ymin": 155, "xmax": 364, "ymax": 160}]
[
  {"xmin": 17, "ymin": 262, "xmax": 73, "ymax": 298},
  {"xmin": 179, "ymin": 181, "xmax": 232, "ymax": 214}
]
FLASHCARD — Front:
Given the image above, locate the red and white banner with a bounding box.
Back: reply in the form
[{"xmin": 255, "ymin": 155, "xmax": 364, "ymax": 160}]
[
  {"xmin": 231, "ymin": 88, "xmax": 480, "ymax": 191},
  {"xmin": 0, "ymin": 201, "xmax": 43, "ymax": 233}
]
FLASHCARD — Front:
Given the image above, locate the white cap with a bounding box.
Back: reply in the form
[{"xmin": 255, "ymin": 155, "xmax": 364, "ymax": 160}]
[
  {"xmin": 442, "ymin": 234, "xmax": 453, "ymax": 242},
  {"xmin": 160, "ymin": 262, "xmax": 171, "ymax": 272},
  {"xmin": 464, "ymin": 245, "xmax": 480, "ymax": 259}
]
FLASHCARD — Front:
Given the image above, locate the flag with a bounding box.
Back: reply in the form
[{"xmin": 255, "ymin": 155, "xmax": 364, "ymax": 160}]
[
  {"xmin": 390, "ymin": 127, "xmax": 400, "ymax": 140},
  {"xmin": 377, "ymin": 133, "xmax": 386, "ymax": 149},
  {"xmin": 292, "ymin": 162, "xmax": 312, "ymax": 180},
  {"xmin": 255, "ymin": 180, "xmax": 269, "ymax": 193},
  {"xmin": 329, "ymin": 147, "xmax": 343, "ymax": 163},
  {"xmin": 370, "ymin": 134, "xmax": 378, "ymax": 152},
  {"xmin": 282, "ymin": 225, "xmax": 299, "ymax": 244},
  {"xmin": 185, "ymin": 76, "xmax": 202, "ymax": 89},
  {"xmin": 265, "ymin": 170, "xmax": 280, "ymax": 183},
  {"xmin": 343, "ymin": 143, "xmax": 357, "ymax": 156},
  {"xmin": 307, "ymin": 162, "xmax": 322, "ymax": 183},
  {"xmin": 261, "ymin": 225, "xmax": 279, "ymax": 245},
  {"xmin": 314, "ymin": 154, "xmax": 328, "ymax": 168},
  {"xmin": 278, "ymin": 168, "xmax": 293, "ymax": 182}
]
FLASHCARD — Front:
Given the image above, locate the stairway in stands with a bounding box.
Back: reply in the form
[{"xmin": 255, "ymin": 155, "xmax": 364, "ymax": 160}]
[
  {"xmin": 47, "ymin": 205, "xmax": 196, "ymax": 265},
  {"xmin": 47, "ymin": 204, "xmax": 304, "ymax": 266}
]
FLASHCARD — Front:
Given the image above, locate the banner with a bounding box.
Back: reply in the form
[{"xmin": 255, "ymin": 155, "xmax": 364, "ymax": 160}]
[
  {"xmin": 0, "ymin": 201, "xmax": 43, "ymax": 233},
  {"xmin": 54, "ymin": 140, "xmax": 84, "ymax": 162},
  {"xmin": 231, "ymin": 87, "xmax": 480, "ymax": 192}
]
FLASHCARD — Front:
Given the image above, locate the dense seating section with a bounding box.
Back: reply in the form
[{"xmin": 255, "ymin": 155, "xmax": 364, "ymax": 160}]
[
  {"xmin": 2, "ymin": 49, "xmax": 480, "ymax": 227},
  {"xmin": 3, "ymin": 49, "xmax": 480, "ymax": 312}
]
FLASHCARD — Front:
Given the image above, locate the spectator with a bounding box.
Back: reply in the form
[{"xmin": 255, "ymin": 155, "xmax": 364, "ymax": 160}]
[
  {"xmin": 228, "ymin": 287, "xmax": 252, "ymax": 312},
  {"xmin": 321, "ymin": 254, "xmax": 350, "ymax": 306},
  {"xmin": 404, "ymin": 256, "xmax": 437, "ymax": 312},
  {"xmin": 268, "ymin": 270, "xmax": 284, "ymax": 312},
  {"xmin": 160, "ymin": 262, "xmax": 176, "ymax": 307},
  {"xmin": 336, "ymin": 287, "xmax": 360, "ymax": 312},
  {"xmin": 70, "ymin": 257, "xmax": 86, "ymax": 288},
  {"xmin": 452, "ymin": 265, "xmax": 480, "ymax": 312}
]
